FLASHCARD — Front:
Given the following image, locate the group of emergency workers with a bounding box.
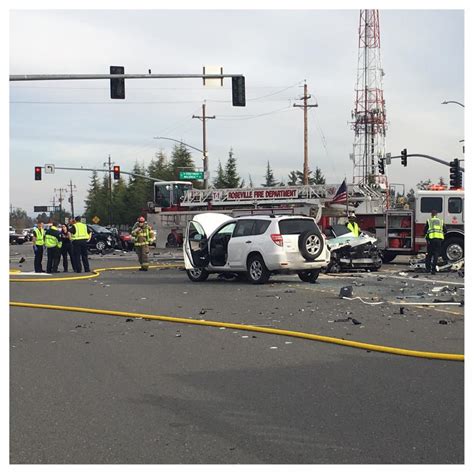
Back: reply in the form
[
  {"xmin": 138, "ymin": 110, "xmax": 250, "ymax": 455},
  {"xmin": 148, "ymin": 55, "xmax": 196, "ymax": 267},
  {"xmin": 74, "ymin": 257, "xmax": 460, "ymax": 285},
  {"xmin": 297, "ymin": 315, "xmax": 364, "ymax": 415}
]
[
  {"xmin": 32, "ymin": 216, "xmax": 91, "ymax": 274},
  {"xmin": 31, "ymin": 215, "xmax": 155, "ymax": 274}
]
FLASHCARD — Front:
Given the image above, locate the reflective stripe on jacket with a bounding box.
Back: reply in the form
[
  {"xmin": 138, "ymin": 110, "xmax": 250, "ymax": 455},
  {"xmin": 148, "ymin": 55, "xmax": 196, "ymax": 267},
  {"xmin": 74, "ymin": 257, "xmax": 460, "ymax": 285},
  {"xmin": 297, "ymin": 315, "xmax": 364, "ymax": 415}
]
[
  {"xmin": 347, "ymin": 222, "xmax": 360, "ymax": 237},
  {"xmin": 426, "ymin": 217, "xmax": 444, "ymax": 240},
  {"xmin": 132, "ymin": 225, "xmax": 153, "ymax": 247},
  {"xmin": 71, "ymin": 222, "xmax": 90, "ymax": 240},
  {"xmin": 33, "ymin": 228, "xmax": 45, "ymax": 246}
]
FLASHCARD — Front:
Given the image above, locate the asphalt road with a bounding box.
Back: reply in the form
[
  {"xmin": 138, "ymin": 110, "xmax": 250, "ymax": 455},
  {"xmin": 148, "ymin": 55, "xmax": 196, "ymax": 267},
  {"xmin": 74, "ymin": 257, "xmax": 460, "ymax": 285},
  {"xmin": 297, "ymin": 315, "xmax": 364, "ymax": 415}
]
[{"xmin": 9, "ymin": 245, "xmax": 464, "ymax": 464}]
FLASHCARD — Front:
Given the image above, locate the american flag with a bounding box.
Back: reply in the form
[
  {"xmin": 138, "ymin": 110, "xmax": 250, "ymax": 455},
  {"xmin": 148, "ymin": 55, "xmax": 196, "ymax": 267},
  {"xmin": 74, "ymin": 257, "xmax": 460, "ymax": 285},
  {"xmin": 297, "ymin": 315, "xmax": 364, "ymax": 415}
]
[{"xmin": 331, "ymin": 179, "xmax": 348, "ymax": 204}]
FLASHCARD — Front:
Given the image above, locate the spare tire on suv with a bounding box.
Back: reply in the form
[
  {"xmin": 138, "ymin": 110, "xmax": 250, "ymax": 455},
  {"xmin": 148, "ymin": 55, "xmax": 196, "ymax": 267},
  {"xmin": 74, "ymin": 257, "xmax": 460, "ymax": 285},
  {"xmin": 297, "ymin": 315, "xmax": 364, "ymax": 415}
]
[{"xmin": 298, "ymin": 230, "xmax": 324, "ymax": 261}]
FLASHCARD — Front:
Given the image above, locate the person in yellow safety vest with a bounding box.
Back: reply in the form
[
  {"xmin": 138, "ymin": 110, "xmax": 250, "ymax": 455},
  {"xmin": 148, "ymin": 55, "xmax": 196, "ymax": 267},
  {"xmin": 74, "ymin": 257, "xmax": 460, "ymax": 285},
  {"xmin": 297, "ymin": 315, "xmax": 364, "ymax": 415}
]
[
  {"xmin": 69, "ymin": 216, "xmax": 92, "ymax": 273},
  {"xmin": 424, "ymin": 209, "xmax": 446, "ymax": 275},
  {"xmin": 32, "ymin": 221, "xmax": 45, "ymax": 273},
  {"xmin": 346, "ymin": 212, "xmax": 360, "ymax": 237},
  {"xmin": 131, "ymin": 216, "xmax": 155, "ymax": 271},
  {"xmin": 44, "ymin": 222, "xmax": 62, "ymax": 274}
]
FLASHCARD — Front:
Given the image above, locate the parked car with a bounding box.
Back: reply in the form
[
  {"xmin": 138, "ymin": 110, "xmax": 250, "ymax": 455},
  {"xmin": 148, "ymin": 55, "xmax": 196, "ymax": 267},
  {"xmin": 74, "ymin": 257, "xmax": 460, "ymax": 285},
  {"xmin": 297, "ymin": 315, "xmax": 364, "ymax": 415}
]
[
  {"xmin": 184, "ymin": 213, "xmax": 331, "ymax": 284},
  {"xmin": 9, "ymin": 226, "xmax": 27, "ymax": 245},
  {"xmin": 87, "ymin": 224, "xmax": 117, "ymax": 253}
]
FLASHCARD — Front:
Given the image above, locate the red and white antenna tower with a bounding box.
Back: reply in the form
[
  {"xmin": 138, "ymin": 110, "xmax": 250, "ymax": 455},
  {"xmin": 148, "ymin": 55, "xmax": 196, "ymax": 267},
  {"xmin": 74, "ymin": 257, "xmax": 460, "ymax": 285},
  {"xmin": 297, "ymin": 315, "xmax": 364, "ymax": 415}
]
[{"xmin": 350, "ymin": 9, "xmax": 387, "ymax": 186}]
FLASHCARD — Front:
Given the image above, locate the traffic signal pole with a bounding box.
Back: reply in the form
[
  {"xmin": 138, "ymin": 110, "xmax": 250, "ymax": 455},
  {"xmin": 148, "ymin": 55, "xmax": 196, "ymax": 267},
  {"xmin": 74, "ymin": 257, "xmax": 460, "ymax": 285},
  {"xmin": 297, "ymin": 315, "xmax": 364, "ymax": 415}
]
[{"xmin": 388, "ymin": 153, "xmax": 465, "ymax": 172}]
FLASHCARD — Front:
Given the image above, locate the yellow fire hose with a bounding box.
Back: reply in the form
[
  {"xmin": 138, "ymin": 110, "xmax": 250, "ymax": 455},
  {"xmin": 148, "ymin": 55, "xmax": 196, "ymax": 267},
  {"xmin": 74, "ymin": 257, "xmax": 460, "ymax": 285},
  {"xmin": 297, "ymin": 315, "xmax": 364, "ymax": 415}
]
[{"xmin": 10, "ymin": 301, "xmax": 464, "ymax": 362}]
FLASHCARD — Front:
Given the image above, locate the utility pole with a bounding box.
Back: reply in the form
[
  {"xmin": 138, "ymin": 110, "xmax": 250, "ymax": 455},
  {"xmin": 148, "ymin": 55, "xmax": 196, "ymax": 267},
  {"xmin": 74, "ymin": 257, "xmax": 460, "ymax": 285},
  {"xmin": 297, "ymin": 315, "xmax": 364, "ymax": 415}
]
[
  {"xmin": 67, "ymin": 180, "xmax": 77, "ymax": 218},
  {"xmin": 192, "ymin": 103, "xmax": 215, "ymax": 189},
  {"xmin": 293, "ymin": 82, "xmax": 318, "ymax": 185},
  {"xmin": 54, "ymin": 188, "xmax": 67, "ymax": 223},
  {"xmin": 103, "ymin": 155, "xmax": 115, "ymax": 224}
]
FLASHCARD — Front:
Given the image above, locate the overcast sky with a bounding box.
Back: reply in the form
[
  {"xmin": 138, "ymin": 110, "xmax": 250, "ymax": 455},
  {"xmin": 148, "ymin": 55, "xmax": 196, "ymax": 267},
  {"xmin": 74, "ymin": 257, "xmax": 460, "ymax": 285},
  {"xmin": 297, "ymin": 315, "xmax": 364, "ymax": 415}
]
[{"xmin": 9, "ymin": 8, "xmax": 464, "ymax": 217}]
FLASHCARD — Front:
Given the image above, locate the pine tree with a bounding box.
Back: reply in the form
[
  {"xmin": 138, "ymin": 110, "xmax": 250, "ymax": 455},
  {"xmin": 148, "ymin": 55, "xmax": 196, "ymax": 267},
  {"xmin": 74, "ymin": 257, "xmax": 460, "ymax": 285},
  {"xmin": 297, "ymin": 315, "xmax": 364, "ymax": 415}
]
[
  {"xmin": 223, "ymin": 149, "xmax": 241, "ymax": 188},
  {"xmin": 124, "ymin": 162, "xmax": 149, "ymax": 224},
  {"xmin": 312, "ymin": 166, "xmax": 326, "ymax": 185},
  {"xmin": 84, "ymin": 171, "xmax": 102, "ymax": 222},
  {"xmin": 170, "ymin": 143, "xmax": 195, "ymax": 180},
  {"xmin": 213, "ymin": 160, "xmax": 226, "ymax": 188},
  {"xmin": 262, "ymin": 161, "xmax": 278, "ymax": 187},
  {"xmin": 147, "ymin": 150, "xmax": 172, "ymax": 202},
  {"xmin": 287, "ymin": 171, "xmax": 299, "ymax": 186},
  {"xmin": 112, "ymin": 177, "xmax": 128, "ymax": 225},
  {"xmin": 248, "ymin": 174, "xmax": 254, "ymax": 188}
]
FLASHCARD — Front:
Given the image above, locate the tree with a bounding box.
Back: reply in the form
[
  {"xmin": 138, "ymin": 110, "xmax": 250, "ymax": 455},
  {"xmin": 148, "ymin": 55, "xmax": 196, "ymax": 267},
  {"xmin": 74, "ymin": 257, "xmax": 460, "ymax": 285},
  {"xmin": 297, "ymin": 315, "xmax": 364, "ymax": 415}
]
[
  {"xmin": 248, "ymin": 174, "xmax": 254, "ymax": 188},
  {"xmin": 147, "ymin": 150, "xmax": 172, "ymax": 202},
  {"xmin": 288, "ymin": 171, "xmax": 299, "ymax": 186},
  {"xmin": 124, "ymin": 162, "xmax": 149, "ymax": 224},
  {"xmin": 84, "ymin": 171, "xmax": 103, "ymax": 223},
  {"xmin": 213, "ymin": 160, "xmax": 226, "ymax": 188},
  {"xmin": 223, "ymin": 149, "xmax": 241, "ymax": 188},
  {"xmin": 170, "ymin": 143, "xmax": 195, "ymax": 180},
  {"xmin": 10, "ymin": 208, "xmax": 34, "ymax": 229},
  {"xmin": 112, "ymin": 177, "xmax": 128, "ymax": 225},
  {"xmin": 262, "ymin": 161, "xmax": 278, "ymax": 187},
  {"xmin": 312, "ymin": 166, "xmax": 326, "ymax": 185}
]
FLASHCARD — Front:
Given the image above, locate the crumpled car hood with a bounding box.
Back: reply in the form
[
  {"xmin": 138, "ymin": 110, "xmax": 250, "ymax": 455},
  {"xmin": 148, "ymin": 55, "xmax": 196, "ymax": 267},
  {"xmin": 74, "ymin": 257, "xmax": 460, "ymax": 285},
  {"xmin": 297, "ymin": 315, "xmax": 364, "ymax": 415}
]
[{"xmin": 327, "ymin": 232, "xmax": 378, "ymax": 251}]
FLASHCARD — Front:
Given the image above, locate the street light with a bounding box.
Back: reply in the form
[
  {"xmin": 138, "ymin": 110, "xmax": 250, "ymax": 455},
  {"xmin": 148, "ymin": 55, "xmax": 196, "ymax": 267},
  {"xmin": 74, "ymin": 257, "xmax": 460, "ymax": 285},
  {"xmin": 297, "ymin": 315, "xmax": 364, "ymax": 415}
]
[
  {"xmin": 441, "ymin": 100, "xmax": 465, "ymax": 108},
  {"xmin": 153, "ymin": 136, "xmax": 204, "ymax": 154}
]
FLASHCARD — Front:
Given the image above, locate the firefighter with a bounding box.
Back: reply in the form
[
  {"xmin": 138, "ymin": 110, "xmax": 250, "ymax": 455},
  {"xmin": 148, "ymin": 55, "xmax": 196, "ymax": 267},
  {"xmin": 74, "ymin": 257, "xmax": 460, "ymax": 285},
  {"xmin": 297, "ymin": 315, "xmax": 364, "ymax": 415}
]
[
  {"xmin": 44, "ymin": 222, "xmax": 62, "ymax": 273},
  {"xmin": 424, "ymin": 210, "xmax": 446, "ymax": 274},
  {"xmin": 69, "ymin": 216, "xmax": 91, "ymax": 273},
  {"xmin": 346, "ymin": 212, "xmax": 360, "ymax": 237},
  {"xmin": 131, "ymin": 216, "xmax": 155, "ymax": 271},
  {"xmin": 32, "ymin": 221, "xmax": 45, "ymax": 273}
]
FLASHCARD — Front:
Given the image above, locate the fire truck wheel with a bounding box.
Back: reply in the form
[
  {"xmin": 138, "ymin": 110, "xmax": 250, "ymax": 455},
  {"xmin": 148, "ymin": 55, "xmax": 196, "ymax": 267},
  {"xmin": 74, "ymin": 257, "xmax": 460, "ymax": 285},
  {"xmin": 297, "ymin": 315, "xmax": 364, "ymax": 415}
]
[
  {"xmin": 186, "ymin": 268, "xmax": 209, "ymax": 282},
  {"xmin": 381, "ymin": 251, "xmax": 397, "ymax": 264},
  {"xmin": 298, "ymin": 269, "xmax": 321, "ymax": 283},
  {"xmin": 442, "ymin": 237, "xmax": 464, "ymax": 263},
  {"xmin": 298, "ymin": 231, "xmax": 324, "ymax": 261}
]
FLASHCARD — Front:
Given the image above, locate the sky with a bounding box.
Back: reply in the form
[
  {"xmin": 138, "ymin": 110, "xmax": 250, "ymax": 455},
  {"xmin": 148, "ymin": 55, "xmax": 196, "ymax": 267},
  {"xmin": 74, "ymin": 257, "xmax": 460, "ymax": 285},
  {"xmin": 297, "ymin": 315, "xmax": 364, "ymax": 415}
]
[{"xmin": 8, "ymin": 7, "xmax": 465, "ymax": 217}]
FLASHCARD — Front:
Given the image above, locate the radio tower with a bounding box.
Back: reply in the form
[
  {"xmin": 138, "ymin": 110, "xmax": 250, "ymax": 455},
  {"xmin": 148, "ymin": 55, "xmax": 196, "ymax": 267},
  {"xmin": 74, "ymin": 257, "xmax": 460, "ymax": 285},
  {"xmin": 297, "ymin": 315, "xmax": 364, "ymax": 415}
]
[{"xmin": 351, "ymin": 9, "xmax": 387, "ymax": 186}]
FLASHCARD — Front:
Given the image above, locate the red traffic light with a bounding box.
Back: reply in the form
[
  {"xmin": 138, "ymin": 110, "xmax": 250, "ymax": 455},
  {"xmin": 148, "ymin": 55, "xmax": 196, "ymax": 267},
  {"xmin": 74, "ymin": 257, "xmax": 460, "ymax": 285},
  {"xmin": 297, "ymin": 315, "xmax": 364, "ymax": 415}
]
[
  {"xmin": 113, "ymin": 165, "xmax": 121, "ymax": 180},
  {"xmin": 34, "ymin": 166, "xmax": 42, "ymax": 181}
]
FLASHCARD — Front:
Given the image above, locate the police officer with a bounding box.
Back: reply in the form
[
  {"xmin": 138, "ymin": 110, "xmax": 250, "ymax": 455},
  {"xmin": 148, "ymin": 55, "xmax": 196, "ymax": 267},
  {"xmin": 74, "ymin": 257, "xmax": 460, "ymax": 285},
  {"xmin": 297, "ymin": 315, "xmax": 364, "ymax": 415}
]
[
  {"xmin": 131, "ymin": 216, "xmax": 155, "ymax": 271},
  {"xmin": 69, "ymin": 216, "xmax": 91, "ymax": 273},
  {"xmin": 44, "ymin": 222, "xmax": 62, "ymax": 273},
  {"xmin": 346, "ymin": 212, "xmax": 360, "ymax": 237},
  {"xmin": 424, "ymin": 210, "xmax": 446, "ymax": 274},
  {"xmin": 32, "ymin": 221, "xmax": 45, "ymax": 273}
]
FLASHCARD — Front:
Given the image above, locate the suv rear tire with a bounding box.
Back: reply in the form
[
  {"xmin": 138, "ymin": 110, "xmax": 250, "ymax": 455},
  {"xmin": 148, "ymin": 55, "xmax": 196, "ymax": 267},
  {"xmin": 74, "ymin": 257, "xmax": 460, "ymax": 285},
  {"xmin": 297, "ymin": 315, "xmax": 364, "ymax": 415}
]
[
  {"xmin": 186, "ymin": 268, "xmax": 209, "ymax": 282},
  {"xmin": 298, "ymin": 269, "xmax": 320, "ymax": 283},
  {"xmin": 298, "ymin": 230, "xmax": 324, "ymax": 260},
  {"xmin": 247, "ymin": 254, "xmax": 270, "ymax": 284}
]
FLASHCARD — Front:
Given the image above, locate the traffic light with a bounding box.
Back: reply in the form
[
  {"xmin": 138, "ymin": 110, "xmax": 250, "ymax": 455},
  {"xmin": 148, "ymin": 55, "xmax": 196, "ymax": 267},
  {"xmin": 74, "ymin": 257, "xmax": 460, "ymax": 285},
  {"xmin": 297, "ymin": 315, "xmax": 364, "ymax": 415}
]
[
  {"xmin": 232, "ymin": 76, "xmax": 246, "ymax": 107},
  {"xmin": 113, "ymin": 165, "xmax": 121, "ymax": 180},
  {"xmin": 449, "ymin": 159, "xmax": 462, "ymax": 188},
  {"xmin": 378, "ymin": 157, "xmax": 385, "ymax": 175},
  {"xmin": 34, "ymin": 166, "xmax": 42, "ymax": 181},
  {"xmin": 110, "ymin": 66, "xmax": 125, "ymax": 99},
  {"xmin": 401, "ymin": 148, "xmax": 407, "ymax": 167}
]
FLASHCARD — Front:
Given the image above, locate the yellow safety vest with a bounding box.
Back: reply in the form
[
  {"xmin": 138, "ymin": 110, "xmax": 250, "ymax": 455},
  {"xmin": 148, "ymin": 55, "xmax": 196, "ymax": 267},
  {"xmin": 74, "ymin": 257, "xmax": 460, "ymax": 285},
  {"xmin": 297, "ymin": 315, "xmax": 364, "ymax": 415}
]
[
  {"xmin": 44, "ymin": 227, "xmax": 60, "ymax": 248},
  {"xmin": 426, "ymin": 217, "xmax": 444, "ymax": 240},
  {"xmin": 71, "ymin": 222, "xmax": 90, "ymax": 241},
  {"xmin": 132, "ymin": 225, "xmax": 152, "ymax": 247},
  {"xmin": 33, "ymin": 227, "xmax": 45, "ymax": 246},
  {"xmin": 347, "ymin": 222, "xmax": 360, "ymax": 237}
]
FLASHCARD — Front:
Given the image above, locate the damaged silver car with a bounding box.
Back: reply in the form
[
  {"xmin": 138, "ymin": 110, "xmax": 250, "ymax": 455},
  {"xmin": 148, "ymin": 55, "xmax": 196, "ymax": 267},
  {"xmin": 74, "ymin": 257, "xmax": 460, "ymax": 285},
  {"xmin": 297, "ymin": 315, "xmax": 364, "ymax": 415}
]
[{"xmin": 325, "ymin": 224, "xmax": 382, "ymax": 273}]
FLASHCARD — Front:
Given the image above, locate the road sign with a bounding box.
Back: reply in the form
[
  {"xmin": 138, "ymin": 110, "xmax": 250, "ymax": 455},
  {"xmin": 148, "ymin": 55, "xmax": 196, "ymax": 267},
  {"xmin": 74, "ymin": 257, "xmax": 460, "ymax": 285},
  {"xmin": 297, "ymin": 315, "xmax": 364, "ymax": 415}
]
[
  {"xmin": 179, "ymin": 171, "xmax": 204, "ymax": 180},
  {"xmin": 92, "ymin": 216, "xmax": 100, "ymax": 224},
  {"xmin": 34, "ymin": 206, "xmax": 48, "ymax": 212},
  {"xmin": 44, "ymin": 164, "xmax": 55, "ymax": 174}
]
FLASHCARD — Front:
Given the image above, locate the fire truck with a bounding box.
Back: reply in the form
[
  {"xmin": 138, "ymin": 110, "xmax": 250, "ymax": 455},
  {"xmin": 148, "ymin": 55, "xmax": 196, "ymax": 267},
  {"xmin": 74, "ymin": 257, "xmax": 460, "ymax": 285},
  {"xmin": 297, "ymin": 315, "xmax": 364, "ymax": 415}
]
[{"xmin": 146, "ymin": 181, "xmax": 464, "ymax": 264}]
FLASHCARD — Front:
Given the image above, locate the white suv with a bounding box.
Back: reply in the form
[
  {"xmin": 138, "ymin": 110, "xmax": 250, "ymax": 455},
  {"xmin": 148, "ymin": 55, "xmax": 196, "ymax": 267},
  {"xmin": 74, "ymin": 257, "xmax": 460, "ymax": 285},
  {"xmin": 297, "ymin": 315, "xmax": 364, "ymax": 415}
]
[{"xmin": 183, "ymin": 213, "xmax": 330, "ymax": 284}]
